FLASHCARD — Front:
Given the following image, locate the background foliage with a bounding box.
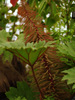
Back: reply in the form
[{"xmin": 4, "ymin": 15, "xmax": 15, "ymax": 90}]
[{"xmin": 0, "ymin": 0, "xmax": 75, "ymax": 100}]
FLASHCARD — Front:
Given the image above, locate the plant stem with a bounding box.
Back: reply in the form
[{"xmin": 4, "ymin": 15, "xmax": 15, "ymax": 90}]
[{"xmin": 31, "ymin": 65, "xmax": 45, "ymax": 99}]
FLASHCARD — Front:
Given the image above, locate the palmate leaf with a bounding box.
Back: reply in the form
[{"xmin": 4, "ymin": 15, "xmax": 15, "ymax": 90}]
[
  {"xmin": 58, "ymin": 40, "xmax": 75, "ymax": 58},
  {"xmin": 58, "ymin": 40, "xmax": 75, "ymax": 89},
  {"xmin": 0, "ymin": 30, "xmax": 55, "ymax": 65},
  {"xmin": 62, "ymin": 67, "xmax": 75, "ymax": 89},
  {"xmin": 6, "ymin": 81, "xmax": 35, "ymax": 100},
  {"xmin": 9, "ymin": 41, "xmax": 55, "ymax": 65}
]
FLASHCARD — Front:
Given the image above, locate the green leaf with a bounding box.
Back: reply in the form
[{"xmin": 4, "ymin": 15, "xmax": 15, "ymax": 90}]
[
  {"xmin": 34, "ymin": 40, "xmax": 45, "ymax": 48},
  {"xmin": 66, "ymin": 42, "xmax": 75, "ymax": 57},
  {"xmin": 46, "ymin": 16, "xmax": 57, "ymax": 29},
  {"xmin": 35, "ymin": 0, "xmax": 38, "ymax": 6},
  {"xmin": 0, "ymin": 48, "xmax": 4, "ymax": 55},
  {"xmin": 29, "ymin": 49, "xmax": 41, "ymax": 65},
  {"xmin": 0, "ymin": 30, "xmax": 10, "ymax": 42},
  {"xmin": 10, "ymin": 16, "xmax": 18, "ymax": 22},
  {"xmin": 17, "ymin": 49, "xmax": 29, "ymax": 60},
  {"xmin": 38, "ymin": 0, "xmax": 47, "ymax": 14},
  {"xmin": 0, "ymin": 6, "xmax": 8, "ymax": 14},
  {"xmin": 73, "ymin": 84, "xmax": 75, "ymax": 89},
  {"xmin": 51, "ymin": 1, "xmax": 57, "ymax": 16},
  {"xmin": 12, "ymin": 40, "xmax": 54, "ymax": 65},
  {"xmin": 2, "ymin": 51, "xmax": 13, "ymax": 63},
  {"xmin": 0, "ymin": 30, "xmax": 54, "ymax": 65},
  {"xmin": 58, "ymin": 40, "xmax": 75, "ymax": 59},
  {"xmin": 62, "ymin": 67, "xmax": 75, "ymax": 89},
  {"xmin": 6, "ymin": 81, "xmax": 36, "ymax": 100}
]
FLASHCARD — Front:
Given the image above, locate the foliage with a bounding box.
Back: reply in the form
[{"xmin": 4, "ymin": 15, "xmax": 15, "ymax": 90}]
[
  {"xmin": 0, "ymin": 30, "xmax": 54, "ymax": 65},
  {"xmin": 0, "ymin": 30, "xmax": 13, "ymax": 62},
  {"xmin": 0, "ymin": 0, "xmax": 8, "ymax": 29},
  {"xmin": 62, "ymin": 67, "xmax": 75, "ymax": 89},
  {"xmin": 58, "ymin": 39, "xmax": 75, "ymax": 90},
  {"xmin": 2, "ymin": 51, "xmax": 13, "ymax": 63},
  {"xmin": 28, "ymin": 0, "xmax": 59, "ymax": 30},
  {"xmin": 27, "ymin": 0, "xmax": 75, "ymax": 39},
  {"xmin": 0, "ymin": 0, "xmax": 75, "ymax": 100},
  {"xmin": 6, "ymin": 81, "xmax": 36, "ymax": 100},
  {"xmin": 0, "ymin": 30, "xmax": 10, "ymax": 41},
  {"xmin": 58, "ymin": 39, "xmax": 75, "ymax": 59},
  {"xmin": 8, "ymin": 0, "xmax": 74, "ymax": 100}
]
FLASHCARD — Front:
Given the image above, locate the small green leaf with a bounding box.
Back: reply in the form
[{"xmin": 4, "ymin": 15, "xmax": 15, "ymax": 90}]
[{"xmin": 62, "ymin": 67, "xmax": 75, "ymax": 89}]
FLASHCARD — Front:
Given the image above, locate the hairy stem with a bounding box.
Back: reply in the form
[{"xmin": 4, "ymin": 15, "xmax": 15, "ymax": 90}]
[{"xmin": 31, "ymin": 65, "xmax": 45, "ymax": 99}]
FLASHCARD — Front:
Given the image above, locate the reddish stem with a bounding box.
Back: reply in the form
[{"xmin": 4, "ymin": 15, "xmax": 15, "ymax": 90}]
[{"xmin": 31, "ymin": 65, "xmax": 45, "ymax": 99}]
